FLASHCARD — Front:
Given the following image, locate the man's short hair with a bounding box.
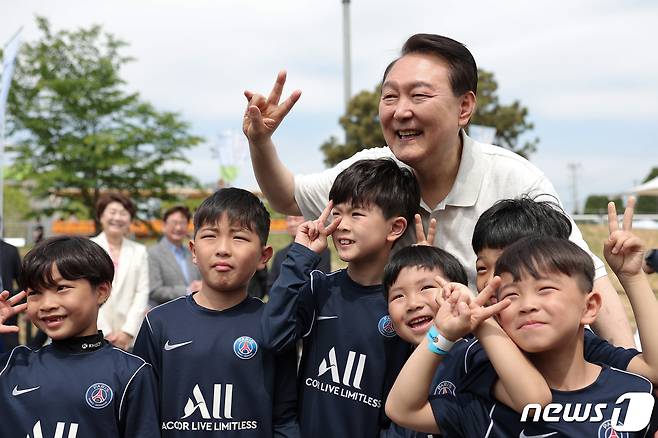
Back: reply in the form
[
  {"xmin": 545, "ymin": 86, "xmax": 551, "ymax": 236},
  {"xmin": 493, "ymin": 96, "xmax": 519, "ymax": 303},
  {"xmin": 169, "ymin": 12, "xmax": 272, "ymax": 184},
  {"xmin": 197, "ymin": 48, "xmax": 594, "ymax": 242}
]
[
  {"xmin": 382, "ymin": 33, "xmax": 478, "ymax": 97},
  {"xmin": 383, "ymin": 245, "xmax": 467, "ymax": 298},
  {"xmin": 193, "ymin": 188, "xmax": 270, "ymax": 245},
  {"xmin": 472, "ymin": 196, "xmax": 572, "ymax": 254},
  {"xmin": 96, "ymin": 192, "xmax": 136, "ymax": 220},
  {"xmin": 163, "ymin": 205, "xmax": 191, "ymax": 222},
  {"xmin": 20, "ymin": 236, "xmax": 114, "ymax": 292},
  {"xmin": 329, "ymin": 159, "xmax": 420, "ymax": 225},
  {"xmin": 494, "ymin": 236, "xmax": 594, "ymax": 293}
]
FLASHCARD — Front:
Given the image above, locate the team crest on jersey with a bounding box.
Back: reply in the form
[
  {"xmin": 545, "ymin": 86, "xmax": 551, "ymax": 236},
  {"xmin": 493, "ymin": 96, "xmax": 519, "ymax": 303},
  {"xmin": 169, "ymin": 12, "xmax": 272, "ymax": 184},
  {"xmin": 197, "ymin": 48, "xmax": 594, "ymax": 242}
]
[
  {"xmin": 433, "ymin": 380, "xmax": 456, "ymax": 396},
  {"xmin": 233, "ymin": 336, "xmax": 258, "ymax": 360},
  {"xmin": 378, "ymin": 315, "xmax": 397, "ymax": 338},
  {"xmin": 598, "ymin": 420, "xmax": 629, "ymax": 438},
  {"xmin": 85, "ymin": 382, "xmax": 113, "ymax": 409}
]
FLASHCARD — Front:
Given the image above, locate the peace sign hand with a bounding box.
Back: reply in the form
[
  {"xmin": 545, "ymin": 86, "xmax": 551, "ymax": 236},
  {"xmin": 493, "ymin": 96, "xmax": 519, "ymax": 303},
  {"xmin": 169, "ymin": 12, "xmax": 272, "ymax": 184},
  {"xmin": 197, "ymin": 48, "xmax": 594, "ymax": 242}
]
[
  {"xmin": 0, "ymin": 290, "xmax": 27, "ymax": 334},
  {"xmin": 433, "ymin": 276, "xmax": 510, "ymax": 341},
  {"xmin": 413, "ymin": 214, "xmax": 437, "ymax": 246},
  {"xmin": 604, "ymin": 197, "xmax": 645, "ymax": 279},
  {"xmin": 294, "ymin": 201, "xmax": 341, "ymax": 254},
  {"xmin": 242, "ymin": 71, "xmax": 302, "ymax": 146}
]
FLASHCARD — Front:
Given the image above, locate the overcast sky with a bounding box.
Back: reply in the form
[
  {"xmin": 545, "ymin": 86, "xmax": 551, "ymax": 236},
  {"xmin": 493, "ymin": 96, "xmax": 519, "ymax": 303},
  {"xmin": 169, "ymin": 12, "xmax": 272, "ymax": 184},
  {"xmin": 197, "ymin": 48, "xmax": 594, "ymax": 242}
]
[{"xmin": 2, "ymin": 0, "xmax": 656, "ymax": 213}]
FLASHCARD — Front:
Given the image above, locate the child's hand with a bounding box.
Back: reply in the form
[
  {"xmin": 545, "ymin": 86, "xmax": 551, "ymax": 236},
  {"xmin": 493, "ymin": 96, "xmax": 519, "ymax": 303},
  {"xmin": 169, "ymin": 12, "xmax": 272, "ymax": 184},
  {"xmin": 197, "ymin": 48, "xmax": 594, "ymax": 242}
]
[
  {"xmin": 413, "ymin": 214, "xmax": 437, "ymax": 246},
  {"xmin": 604, "ymin": 197, "xmax": 645, "ymax": 279},
  {"xmin": 433, "ymin": 276, "xmax": 510, "ymax": 341},
  {"xmin": 294, "ymin": 201, "xmax": 341, "ymax": 254},
  {"xmin": 0, "ymin": 290, "xmax": 27, "ymax": 334}
]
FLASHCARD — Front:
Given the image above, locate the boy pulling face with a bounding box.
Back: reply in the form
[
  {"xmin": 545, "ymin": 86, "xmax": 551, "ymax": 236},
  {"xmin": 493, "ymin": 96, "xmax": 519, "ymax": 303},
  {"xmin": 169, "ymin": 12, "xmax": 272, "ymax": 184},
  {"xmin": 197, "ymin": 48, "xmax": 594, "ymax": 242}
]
[{"xmin": 133, "ymin": 188, "xmax": 299, "ymax": 438}]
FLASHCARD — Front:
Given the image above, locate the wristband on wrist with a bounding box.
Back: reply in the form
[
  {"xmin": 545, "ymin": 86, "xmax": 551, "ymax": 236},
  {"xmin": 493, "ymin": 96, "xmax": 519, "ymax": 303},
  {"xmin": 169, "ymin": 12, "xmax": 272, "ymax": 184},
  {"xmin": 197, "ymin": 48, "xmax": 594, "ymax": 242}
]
[{"xmin": 426, "ymin": 325, "xmax": 457, "ymax": 356}]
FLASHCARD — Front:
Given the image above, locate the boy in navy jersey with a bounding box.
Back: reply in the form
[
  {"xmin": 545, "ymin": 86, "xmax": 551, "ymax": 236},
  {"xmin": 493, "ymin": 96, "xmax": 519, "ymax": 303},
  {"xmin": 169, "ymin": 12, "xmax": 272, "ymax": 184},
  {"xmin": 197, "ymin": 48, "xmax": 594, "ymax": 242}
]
[
  {"xmin": 388, "ymin": 198, "xmax": 658, "ymax": 436},
  {"xmin": 262, "ymin": 159, "xmax": 419, "ymax": 437},
  {"xmin": 0, "ymin": 236, "xmax": 159, "ymax": 437},
  {"xmin": 382, "ymin": 244, "xmax": 468, "ymax": 438},
  {"xmin": 133, "ymin": 188, "xmax": 299, "ymax": 437}
]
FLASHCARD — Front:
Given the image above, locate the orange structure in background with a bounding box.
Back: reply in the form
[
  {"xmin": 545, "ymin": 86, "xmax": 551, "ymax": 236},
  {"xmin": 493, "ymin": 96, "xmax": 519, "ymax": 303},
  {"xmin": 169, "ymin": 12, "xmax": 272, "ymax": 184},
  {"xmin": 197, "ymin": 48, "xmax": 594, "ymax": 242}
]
[{"xmin": 51, "ymin": 218, "xmax": 288, "ymax": 237}]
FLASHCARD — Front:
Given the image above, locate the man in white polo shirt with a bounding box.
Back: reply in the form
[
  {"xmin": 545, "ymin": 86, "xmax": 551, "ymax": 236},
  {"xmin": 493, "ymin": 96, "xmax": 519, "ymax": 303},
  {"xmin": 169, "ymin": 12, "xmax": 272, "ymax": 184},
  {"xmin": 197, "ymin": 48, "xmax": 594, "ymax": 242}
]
[{"xmin": 242, "ymin": 33, "xmax": 633, "ymax": 347}]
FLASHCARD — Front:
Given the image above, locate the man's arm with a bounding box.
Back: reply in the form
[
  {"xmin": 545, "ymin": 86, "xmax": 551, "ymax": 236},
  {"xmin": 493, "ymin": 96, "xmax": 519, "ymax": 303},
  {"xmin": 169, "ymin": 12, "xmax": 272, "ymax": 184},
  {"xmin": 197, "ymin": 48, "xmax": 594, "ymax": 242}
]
[{"xmin": 243, "ymin": 71, "xmax": 302, "ymax": 215}]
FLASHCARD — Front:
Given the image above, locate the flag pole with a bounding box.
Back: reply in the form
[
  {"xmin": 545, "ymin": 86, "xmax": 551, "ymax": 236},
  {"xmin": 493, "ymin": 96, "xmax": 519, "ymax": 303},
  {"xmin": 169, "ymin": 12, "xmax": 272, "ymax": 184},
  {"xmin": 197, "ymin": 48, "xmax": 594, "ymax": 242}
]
[{"xmin": 0, "ymin": 27, "xmax": 23, "ymax": 237}]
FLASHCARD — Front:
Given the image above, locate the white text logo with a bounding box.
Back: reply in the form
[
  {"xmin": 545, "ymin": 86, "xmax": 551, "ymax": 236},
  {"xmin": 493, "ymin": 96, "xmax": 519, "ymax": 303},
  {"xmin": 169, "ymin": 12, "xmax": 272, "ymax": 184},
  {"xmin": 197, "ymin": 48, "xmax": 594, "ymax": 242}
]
[
  {"xmin": 318, "ymin": 347, "xmax": 366, "ymax": 389},
  {"xmin": 182, "ymin": 384, "xmax": 234, "ymax": 420},
  {"xmin": 27, "ymin": 421, "xmax": 78, "ymax": 438}
]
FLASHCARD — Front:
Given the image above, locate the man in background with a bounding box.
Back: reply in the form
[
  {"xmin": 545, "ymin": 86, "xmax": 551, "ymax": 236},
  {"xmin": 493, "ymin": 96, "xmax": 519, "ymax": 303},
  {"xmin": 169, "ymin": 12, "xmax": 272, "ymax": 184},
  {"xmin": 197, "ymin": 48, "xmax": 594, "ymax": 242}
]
[{"xmin": 148, "ymin": 206, "xmax": 201, "ymax": 307}]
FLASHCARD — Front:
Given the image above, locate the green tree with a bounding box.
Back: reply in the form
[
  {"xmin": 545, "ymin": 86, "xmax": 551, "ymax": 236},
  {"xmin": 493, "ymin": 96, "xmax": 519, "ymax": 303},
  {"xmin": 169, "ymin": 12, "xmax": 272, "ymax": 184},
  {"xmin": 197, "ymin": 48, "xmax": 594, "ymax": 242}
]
[
  {"xmin": 320, "ymin": 69, "xmax": 538, "ymax": 166},
  {"xmin": 469, "ymin": 70, "xmax": 538, "ymax": 158},
  {"xmin": 2, "ymin": 17, "xmax": 203, "ymax": 232},
  {"xmin": 584, "ymin": 195, "xmax": 623, "ymax": 215},
  {"xmin": 635, "ymin": 167, "xmax": 658, "ymax": 213}
]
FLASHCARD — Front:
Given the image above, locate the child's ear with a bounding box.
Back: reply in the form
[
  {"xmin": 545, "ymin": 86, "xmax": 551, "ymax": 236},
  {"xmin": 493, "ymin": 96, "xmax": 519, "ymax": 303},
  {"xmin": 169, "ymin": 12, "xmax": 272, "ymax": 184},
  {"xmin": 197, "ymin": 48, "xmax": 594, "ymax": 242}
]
[
  {"xmin": 258, "ymin": 245, "xmax": 273, "ymax": 270},
  {"xmin": 387, "ymin": 217, "xmax": 408, "ymax": 243},
  {"xmin": 581, "ymin": 290, "xmax": 602, "ymax": 325},
  {"xmin": 189, "ymin": 240, "xmax": 197, "ymax": 265},
  {"xmin": 96, "ymin": 282, "xmax": 112, "ymax": 307}
]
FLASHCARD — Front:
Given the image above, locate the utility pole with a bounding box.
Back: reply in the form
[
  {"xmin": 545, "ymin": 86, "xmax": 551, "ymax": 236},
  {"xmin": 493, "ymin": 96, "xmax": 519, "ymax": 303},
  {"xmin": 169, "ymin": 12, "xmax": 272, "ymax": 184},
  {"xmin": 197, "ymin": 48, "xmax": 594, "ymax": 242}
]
[
  {"xmin": 567, "ymin": 162, "xmax": 581, "ymax": 214},
  {"xmin": 342, "ymin": 0, "xmax": 352, "ymax": 143}
]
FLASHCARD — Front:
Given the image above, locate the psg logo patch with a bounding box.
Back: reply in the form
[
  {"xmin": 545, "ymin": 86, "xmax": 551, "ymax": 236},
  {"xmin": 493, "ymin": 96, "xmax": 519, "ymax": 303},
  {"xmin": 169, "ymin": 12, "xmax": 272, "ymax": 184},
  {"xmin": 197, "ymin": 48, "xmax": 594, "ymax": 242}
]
[
  {"xmin": 378, "ymin": 315, "xmax": 397, "ymax": 338},
  {"xmin": 434, "ymin": 380, "xmax": 457, "ymax": 396},
  {"xmin": 85, "ymin": 383, "xmax": 113, "ymax": 409},
  {"xmin": 598, "ymin": 420, "xmax": 629, "ymax": 438},
  {"xmin": 233, "ymin": 336, "xmax": 258, "ymax": 360}
]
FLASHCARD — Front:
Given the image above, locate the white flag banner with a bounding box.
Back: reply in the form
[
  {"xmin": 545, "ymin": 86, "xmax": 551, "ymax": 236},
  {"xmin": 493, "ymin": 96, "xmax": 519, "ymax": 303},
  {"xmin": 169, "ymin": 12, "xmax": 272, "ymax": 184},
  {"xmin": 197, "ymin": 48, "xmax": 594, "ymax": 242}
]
[
  {"xmin": 0, "ymin": 29, "xmax": 22, "ymax": 123},
  {"xmin": 216, "ymin": 130, "xmax": 249, "ymax": 183}
]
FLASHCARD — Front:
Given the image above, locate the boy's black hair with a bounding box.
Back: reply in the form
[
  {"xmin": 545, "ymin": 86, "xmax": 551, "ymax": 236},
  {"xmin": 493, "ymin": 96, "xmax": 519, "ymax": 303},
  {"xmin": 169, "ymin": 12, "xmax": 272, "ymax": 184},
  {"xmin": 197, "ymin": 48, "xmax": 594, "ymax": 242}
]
[
  {"xmin": 383, "ymin": 245, "xmax": 467, "ymax": 298},
  {"xmin": 472, "ymin": 196, "xmax": 572, "ymax": 254},
  {"xmin": 20, "ymin": 236, "xmax": 114, "ymax": 292},
  {"xmin": 328, "ymin": 159, "xmax": 420, "ymax": 225},
  {"xmin": 382, "ymin": 34, "xmax": 478, "ymax": 96},
  {"xmin": 193, "ymin": 187, "xmax": 270, "ymax": 245},
  {"xmin": 494, "ymin": 236, "xmax": 594, "ymax": 293}
]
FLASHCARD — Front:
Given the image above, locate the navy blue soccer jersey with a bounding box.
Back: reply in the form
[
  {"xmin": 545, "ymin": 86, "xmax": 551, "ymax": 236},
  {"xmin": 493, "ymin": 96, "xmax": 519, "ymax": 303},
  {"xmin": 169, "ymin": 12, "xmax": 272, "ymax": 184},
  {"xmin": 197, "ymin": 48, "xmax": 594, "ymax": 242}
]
[
  {"xmin": 0, "ymin": 333, "xmax": 159, "ymax": 438},
  {"xmin": 133, "ymin": 294, "xmax": 299, "ymax": 437},
  {"xmin": 428, "ymin": 330, "xmax": 647, "ymax": 437},
  {"xmin": 262, "ymin": 243, "xmax": 411, "ymax": 438}
]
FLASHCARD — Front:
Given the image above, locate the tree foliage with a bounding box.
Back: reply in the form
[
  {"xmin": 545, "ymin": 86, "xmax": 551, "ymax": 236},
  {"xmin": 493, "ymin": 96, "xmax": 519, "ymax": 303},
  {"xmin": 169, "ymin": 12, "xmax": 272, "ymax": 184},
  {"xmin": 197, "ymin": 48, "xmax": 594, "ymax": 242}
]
[
  {"xmin": 584, "ymin": 195, "xmax": 623, "ymax": 215},
  {"xmin": 320, "ymin": 69, "xmax": 538, "ymax": 166},
  {"xmin": 2, "ymin": 17, "xmax": 203, "ymax": 231}
]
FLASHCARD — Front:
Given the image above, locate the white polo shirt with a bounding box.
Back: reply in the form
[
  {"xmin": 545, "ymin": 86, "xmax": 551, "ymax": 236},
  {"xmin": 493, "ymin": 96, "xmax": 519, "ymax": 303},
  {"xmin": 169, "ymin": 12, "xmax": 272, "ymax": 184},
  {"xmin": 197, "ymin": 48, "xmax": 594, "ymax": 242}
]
[{"xmin": 294, "ymin": 131, "xmax": 606, "ymax": 288}]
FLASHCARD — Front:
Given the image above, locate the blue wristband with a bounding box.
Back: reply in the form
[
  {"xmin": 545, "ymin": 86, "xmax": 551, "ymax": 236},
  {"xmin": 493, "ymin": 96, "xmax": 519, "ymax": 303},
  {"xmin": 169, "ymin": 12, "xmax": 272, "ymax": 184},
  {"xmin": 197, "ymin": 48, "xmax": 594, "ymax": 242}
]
[{"xmin": 426, "ymin": 325, "xmax": 454, "ymax": 356}]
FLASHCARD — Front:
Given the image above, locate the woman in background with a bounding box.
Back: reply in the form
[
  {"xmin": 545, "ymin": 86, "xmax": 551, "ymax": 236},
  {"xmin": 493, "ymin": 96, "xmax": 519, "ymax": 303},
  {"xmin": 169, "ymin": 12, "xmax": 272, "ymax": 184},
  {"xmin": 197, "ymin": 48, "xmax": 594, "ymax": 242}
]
[{"xmin": 91, "ymin": 192, "xmax": 149, "ymax": 350}]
